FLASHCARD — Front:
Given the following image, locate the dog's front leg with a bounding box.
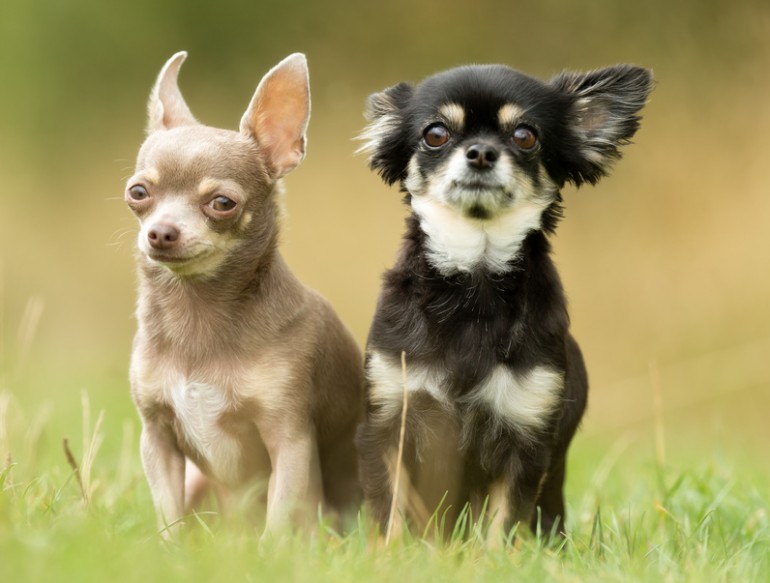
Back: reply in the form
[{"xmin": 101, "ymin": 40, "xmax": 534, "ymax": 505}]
[
  {"xmin": 506, "ymin": 452, "xmax": 551, "ymax": 538},
  {"xmin": 263, "ymin": 426, "xmax": 323, "ymax": 533},
  {"xmin": 140, "ymin": 419, "xmax": 185, "ymax": 535}
]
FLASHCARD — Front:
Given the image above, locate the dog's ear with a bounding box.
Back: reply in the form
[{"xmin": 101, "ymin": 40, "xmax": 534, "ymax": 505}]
[
  {"xmin": 147, "ymin": 51, "xmax": 197, "ymax": 133},
  {"xmin": 357, "ymin": 82, "xmax": 414, "ymax": 185},
  {"xmin": 240, "ymin": 53, "xmax": 310, "ymax": 179},
  {"xmin": 551, "ymin": 65, "xmax": 653, "ymax": 185}
]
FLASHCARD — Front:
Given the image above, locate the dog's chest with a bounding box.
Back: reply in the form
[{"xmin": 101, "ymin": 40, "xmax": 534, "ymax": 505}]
[
  {"xmin": 132, "ymin": 343, "xmax": 300, "ymax": 486},
  {"xmin": 133, "ymin": 355, "xmax": 279, "ymax": 485},
  {"xmin": 411, "ymin": 196, "xmax": 545, "ymax": 275},
  {"xmin": 168, "ymin": 378, "xmax": 259, "ymax": 485},
  {"xmin": 367, "ymin": 350, "xmax": 563, "ymax": 437}
]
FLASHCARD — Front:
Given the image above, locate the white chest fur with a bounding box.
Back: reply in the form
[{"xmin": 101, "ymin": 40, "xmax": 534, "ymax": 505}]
[
  {"xmin": 460, "ymin": 365, "xmax": 563, "ymax": 435},
  {"xmin": 169, "ymin": 379, "xmax": 244, "ymax": 484},
  {"xmin": 367, "ymin": 351, "xmax": 563, "ymax": 436},
  {"xmin": 132, "ymin": 344, "xmax": 297, "ymax": 486},
  {"xmin": 410, "ymin": 196, "xmax": 548, "ymax": 275}
]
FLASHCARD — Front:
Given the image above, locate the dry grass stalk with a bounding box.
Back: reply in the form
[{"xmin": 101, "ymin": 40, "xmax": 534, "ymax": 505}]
[
  {"xmin": 0, "ymin": 260, "xmax": 5, "ymax": 376},
  {"xmin": 80, "ymin": 391, "xmax": 105, "ymax": 503},
  {"xmin": 1, "ymin": 392, "xmax": 13, "ymax": 485},
  {"xmin": 62, "ymin": 392, "xmax": 106, "ymax": 505},
  {"xmin": 15, "ymin": 296, "xmax": 45, "ymax": 374},
  {"xmin": 3, "ymin": 453, "xmax": 13, "ymax": 486},
  {"xmin": 63, "ymin": 437, "xmax": 88, "ymax": 503},
  {"xmin": 649, "ymin": 359, "xmax": 666, "ymax": 466},
  {"xmin": 24, "ymin": 403, "xmax": 52, "ymax": 474},
  {"xmin": 0, "ymin": 392, "xmax": 10, "ymax": 462},
  {"xmin": 384, "ymin": 351, "xmax": 409, "ymax": 545}
]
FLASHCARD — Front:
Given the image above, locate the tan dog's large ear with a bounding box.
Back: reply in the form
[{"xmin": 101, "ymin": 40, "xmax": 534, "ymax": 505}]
[
  {"xmin": 147, "ymin": 51, "xmax": 197, "ymax": 133},
  {"xmin": 240, "ymin": 53, "xmax": 310, "ymax": 179}
]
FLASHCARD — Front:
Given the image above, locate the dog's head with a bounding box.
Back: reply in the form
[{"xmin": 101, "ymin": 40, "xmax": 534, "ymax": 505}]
[
  {"xmin": 125, "ymin": 52, "xmax": 310, "ymax": 277},
  {"xmin": 359, "ymin": 64, "xmax": 652, "ymax": 228}
]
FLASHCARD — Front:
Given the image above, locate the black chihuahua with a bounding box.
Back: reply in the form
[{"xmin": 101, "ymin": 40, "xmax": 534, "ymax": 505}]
[{"xmin": 356, "ymin": 63, "xmax": 652, "ymax": 541}]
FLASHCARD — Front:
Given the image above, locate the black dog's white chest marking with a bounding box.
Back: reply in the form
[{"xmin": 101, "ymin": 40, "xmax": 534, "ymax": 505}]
[
  {"xmin": 367, "ymin": 350, "xmax": 563, "ymax": 436},
  {"xmin": 411, "ymin": 195, "xmax": 549, "ymax": 275}
]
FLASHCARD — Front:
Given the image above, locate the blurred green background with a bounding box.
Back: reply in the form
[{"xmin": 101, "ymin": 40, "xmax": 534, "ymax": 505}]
[{"xmin": 1, "ymin": 0, "xmax": 768, "ymax": 469}]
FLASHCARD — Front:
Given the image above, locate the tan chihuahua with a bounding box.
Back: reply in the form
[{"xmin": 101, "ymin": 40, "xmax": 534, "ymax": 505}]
[{"xmin": 125, "ymin": 52, "xmax": 363, "ymax": 535}]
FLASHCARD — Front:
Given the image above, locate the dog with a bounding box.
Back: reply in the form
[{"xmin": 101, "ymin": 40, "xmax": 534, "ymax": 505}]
[
  {"xmin": 125, "ymin": 52, "xmax": 363, "ymax": 535},
  {"xmin": 356, "ymin": 63, "xmax": 652, "ymax": 541}
]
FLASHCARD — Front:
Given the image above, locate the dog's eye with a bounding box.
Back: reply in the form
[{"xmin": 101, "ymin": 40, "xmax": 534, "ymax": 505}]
[
  {"xmin": 423, "ymin": 124, "xmax": 450, "ymax": 148},
  {"xmin": 209, "ymin": 196, "xmax": 237, "ymax": 212},
  {"xmin": 128, "ymin": 185, "xmax": 149, "ymax": 201},
  {"xmin": 512, "ymin": 126, "xmax": 538, "ymax": 150}
]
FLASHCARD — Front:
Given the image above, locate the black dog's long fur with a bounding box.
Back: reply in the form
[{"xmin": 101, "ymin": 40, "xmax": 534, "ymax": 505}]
[{"xmin": 357, "ymin": 64, "xmax": 652, "ymax": 537}]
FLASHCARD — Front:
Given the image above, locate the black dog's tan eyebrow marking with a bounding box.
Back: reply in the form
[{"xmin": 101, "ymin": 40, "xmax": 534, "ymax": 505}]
[
  {"xmin": 438, "ymin": 103, "xmax": 465, "ymax": 130},
  {"xmin": 497, "ymin": 104, "xmax": 525, "ymax": 129}
]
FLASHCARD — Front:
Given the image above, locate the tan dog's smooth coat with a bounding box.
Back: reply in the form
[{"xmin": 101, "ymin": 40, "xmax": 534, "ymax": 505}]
[{"xmin": 125, "ymin": 52, "xmax": 363, "ymax": 535}]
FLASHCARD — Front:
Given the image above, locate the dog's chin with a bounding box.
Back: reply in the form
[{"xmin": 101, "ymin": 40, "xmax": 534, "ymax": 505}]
[
  {"xmin": 463, "ymin": 203, "xmax": 494, "ymax": 220},
  {"xmin": 446, "ymin": 184, "xmax": 513, "ymax": 221},
  {"xmin": 145, "ymin": 249, "xmax": 221, "ymax": 277}
]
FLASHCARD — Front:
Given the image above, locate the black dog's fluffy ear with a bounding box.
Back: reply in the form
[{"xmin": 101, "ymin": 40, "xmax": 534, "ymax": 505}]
[
  {"xmin": 551, "ymin": 65, "xmax": 653, "ymax": 186},
  {"xmin": 357, "ymin": 82, "xmax": 414, "ymax": 185}
]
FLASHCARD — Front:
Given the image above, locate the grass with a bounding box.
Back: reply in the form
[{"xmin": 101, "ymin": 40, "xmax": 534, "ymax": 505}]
[{"xmin": 1, "ymin": 374, "xmax": 768, "ymax": 583}]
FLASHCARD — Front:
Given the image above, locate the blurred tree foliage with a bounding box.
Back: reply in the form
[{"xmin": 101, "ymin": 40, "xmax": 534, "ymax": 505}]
[{"xmin": 0, "ymin": 0, "xmax": 766, "ymax": 184}]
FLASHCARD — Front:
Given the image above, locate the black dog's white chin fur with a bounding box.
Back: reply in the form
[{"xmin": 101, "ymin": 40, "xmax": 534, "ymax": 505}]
[
  {"xmin": 420, "ymin": 146, "xmax": 549, "ymax": 222},
  {"xmin": 406, "ymin": 161, "xmax": 555, "ymax": 274},
  {"xmin": 445, "ymin": 183, "xmax": 514, "ymax": 220},
  {"xmin": 418, "ymin": 169, "xmax": 548, "ymax": 218},
  {"xmin": 410, "ymin": 195, "xmax": 550, "ymax": 276}
]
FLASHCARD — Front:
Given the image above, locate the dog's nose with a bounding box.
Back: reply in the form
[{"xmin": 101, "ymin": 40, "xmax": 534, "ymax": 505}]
[
  {"xmin": 147, "ymin": 223, "xmax": 180, "ymax": 250},
  {"xmin": 466, "ymin": 144, "xmax": 499, "ymax": 170}
]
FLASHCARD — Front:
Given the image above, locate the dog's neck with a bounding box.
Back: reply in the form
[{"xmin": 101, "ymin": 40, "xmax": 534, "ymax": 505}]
[
  {"xmin": 136, "ymin": 248, "xmax": 306, "ymax": 361},
  {"xmin": 409, "ymin": 195, "xmax": 550, "ymax": 277}
]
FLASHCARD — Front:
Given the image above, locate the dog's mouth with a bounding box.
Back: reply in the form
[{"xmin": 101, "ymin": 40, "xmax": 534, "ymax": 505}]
[
  {"xmin": 447, "ymin": 180, "xmax": 512, "ymax": 220},
  {"xmin": 146, "ymin": 250, "xmax": 212, "ymax": 267},
  {"xmin": 450, "ymin": 179, "xmax": 510, "ymax": 196},
  {"xmin": 148, "ymin": 252, "xmax": 192, "ymax": 264}
]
